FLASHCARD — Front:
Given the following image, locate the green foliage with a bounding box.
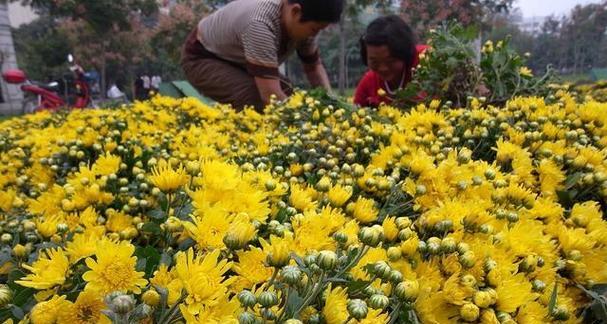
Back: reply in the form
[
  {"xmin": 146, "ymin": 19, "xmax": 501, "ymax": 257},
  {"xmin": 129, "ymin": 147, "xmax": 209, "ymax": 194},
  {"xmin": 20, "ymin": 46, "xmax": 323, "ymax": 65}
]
[
  {"xmin": 12, "ymin": 17, "xmax": 71, "ymax": 81},
  {"xmin": 397, "ymin": 22, "xmax": 554, "ymax": 107}
]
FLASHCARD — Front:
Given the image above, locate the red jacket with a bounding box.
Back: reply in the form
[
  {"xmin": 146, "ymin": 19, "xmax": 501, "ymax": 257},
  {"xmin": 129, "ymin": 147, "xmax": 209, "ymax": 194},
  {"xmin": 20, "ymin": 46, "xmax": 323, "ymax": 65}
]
[{"xmin": 354, "ymin": 45, "xmax": 429, "ymax": 107}]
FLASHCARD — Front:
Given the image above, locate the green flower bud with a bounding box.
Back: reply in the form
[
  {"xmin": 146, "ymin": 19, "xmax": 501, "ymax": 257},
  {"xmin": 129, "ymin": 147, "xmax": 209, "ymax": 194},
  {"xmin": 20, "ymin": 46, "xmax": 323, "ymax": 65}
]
[
  {"xmin": 239, "ymin": 311, "xmax": 257, "ymax": 324},
  {"xmin": 237, "ymin": 290, "xmax": 257, "ymax": 308},
  {"xmin": 372, "ymin": 261, "xmax": 391, "ymax": 279},
  {"xmin": 2, "ymin": 233, "xmax": 14, "ymax": 244},
  {"xmin": 261, "ymin": 308, "xmax": 276, "ymax": 320},
  {"xmin": 358, "ymin": 227, "xmax": 383, "ymax": 247},
  {"xmin": 415, "ymin": 184, "xmax": 427, "ymax": 195},
  {"xmin": 388, "ymin": 269, "xmax": 403, "ymax": 283},
  {"xmin": 111, "ymin": 295, "xmax": 135, "ymax": 314},
  {"xmin": 459, "ymin": 251, "xmax": 476, "ymax": 268},
  {"xmin": 0, "ymin": 285, "xmax": 12, "ymax": 308},
  {"xmin": 387, "ymin": 246, "xmax": 402, "ymax": 261},
  {"xmin": 347, "ymin": 299, "xmax": 368, "ymax": 320},
  {"xmin": 441, "ymin": 237, "xmax": 457, "ymax": 253},
  {"xmin": 460, "ymin": 303, "xmax": 480, "ymax": 322},
  {"xmin": 368, "ymin": 294, "xmax": 389, "ymax": 310},
  {"xmin": 552, "ymin": 306, "xmax": 570, "ymax": 321},
  {"xmin": 258, "ymin": 291, "xmax": 278, "ymax": 308},
  {"xmin": 281, "ymin": 266, "xmax": 302, "ymax": 285},
  {"xmin": 532, "ymin": 279, "xmax": 546, "ymax": 292},
  {"xmin": 333, "ymin": 232, "xmax": 348, "ymax": 244},
  {"xmin": 317, "ymin": 250, "xmax": 338, "ymax": 271}
]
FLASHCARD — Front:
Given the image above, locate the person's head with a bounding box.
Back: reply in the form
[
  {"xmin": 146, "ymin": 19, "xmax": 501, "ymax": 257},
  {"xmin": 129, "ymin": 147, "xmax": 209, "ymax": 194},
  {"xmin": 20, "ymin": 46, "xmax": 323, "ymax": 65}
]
[
  {"xmin": 360, "ymin": 15, "xmax": 417, "ymax": 84},
  {"xmin": 283, "ymin": 0, "xmax": 344, "ymax": 41}
]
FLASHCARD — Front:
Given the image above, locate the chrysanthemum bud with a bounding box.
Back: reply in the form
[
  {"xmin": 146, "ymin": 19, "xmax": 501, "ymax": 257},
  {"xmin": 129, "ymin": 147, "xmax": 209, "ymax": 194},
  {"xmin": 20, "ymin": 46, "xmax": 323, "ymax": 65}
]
[
  {"xmin": 460, "ymin": 303, "xmax": 480, "ymax": 321},
  {"xmin": 0, "ymin": 285, "xmax": 12, "ymax": 308},
  {"xmin": 368, "ymin": 294, "xmax": 389, "ymax": 310},
  {"xmin": 388, "ymin": 269, "xmax": 403, "ymax": 283},
  {"xmin": 284, "ymin": 319, "xmax": 303, "ymax": 324},
  {"xmin": 441, "ymin": 237, "xmax": 457, "ymax": 253},
  {"xmin": 371, "ymin": 261, "xmax": 391, "ymax": 280},
  {"xmin": 459, "ymin": 251, "xmax": 476, "ymax": 268},
  {"xmin": 415, "ymin": 184, "xmax": 427, "ymax": 195},
  {"xmin": 333, "ymin": 232, "xmax": 348, "ymax": 245},
  {"xmin": 473, "ymin": 290, "xmax": 494, "ymax": 308},
  {"xmin": 239, "ymin": 311, "xmax": 257, "ymax": 324},
  {"xmin": 142, "ymin": 289, "xmax": 161, "ymax": 307},
  {"xmin": 358, "ymin": 227, "xmax": 383, "ymax": 247},
  {"xmin": 12, "ymin": 244, "xmax": 27, "ymax": 258},
  {"xmin": 484, "ymin": 169, "xmax": 496, "ymax": 180},
  {"xmin": 281, "ymin": 266, "xmax": 302, "ymax": 285},
  {"xmin": 531, "ymin": 279, "xmax": 546, "ymax": 292},
  {"xmin": 111, "ymin": 295, "xmax": 135, "ymax": 314},
  {"xmin": 1, "ymin": 233, "xmax": 13, "ymax": 244},
  {"xmin": 347, "ymin": 299, "xmax": 368, "ymax": 320},
  {"xmin": 552, "ymin": 306, "xmax": 570, "ymax": 320},
  {"xmin": 387, "ymin": 246, "xmax": 402, "ymax": 261},
  {"xmin": 395, "ymin": 217, "xmax": 412, "ymax": 229},
  {"xmin": 394, "ymin": 280, "xmax": 419, "ymax": 302},
  {"xmin": 258, "ymin": 291, "xmax": 279, "ymax": 308},
  {"xmin": 317, "ymin": 250, "xmax": 338, "ymax": 271},
  {"xmin": 237, "ymin": 290, "xmax": 257, "ymax": 308},
  {"xmin": 315, "ymin": 177, "xmax": 331, "ymax": 192},
  {"xmin": 460, "ymin": 274, "xmax": 477, "ymax": 288}
]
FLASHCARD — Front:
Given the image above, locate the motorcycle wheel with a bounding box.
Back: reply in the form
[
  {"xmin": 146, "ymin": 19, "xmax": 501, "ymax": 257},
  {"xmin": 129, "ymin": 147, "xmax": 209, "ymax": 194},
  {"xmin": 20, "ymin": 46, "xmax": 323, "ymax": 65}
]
[{"xmin": 22, "ymin": 98, "xmax": 38, "ymax": 114}]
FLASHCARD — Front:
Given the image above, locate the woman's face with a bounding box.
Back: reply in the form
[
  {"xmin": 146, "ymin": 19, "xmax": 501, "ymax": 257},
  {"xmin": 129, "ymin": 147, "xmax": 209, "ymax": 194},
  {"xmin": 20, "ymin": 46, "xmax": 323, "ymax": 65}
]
[{"xmin": 366, "ymin": 45, "xmax": 405, "ymax": 84}]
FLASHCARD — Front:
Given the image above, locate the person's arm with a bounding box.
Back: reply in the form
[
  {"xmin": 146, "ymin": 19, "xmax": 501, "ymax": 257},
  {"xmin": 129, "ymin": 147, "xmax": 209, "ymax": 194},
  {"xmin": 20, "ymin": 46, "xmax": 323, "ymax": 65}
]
[
  {"xmin": 254, "ymin": 77, "xmax": 288, "ymax": 104},
  {"xmin": 303, "ymin": 62, "xmax": 331, "ymax": 90}
]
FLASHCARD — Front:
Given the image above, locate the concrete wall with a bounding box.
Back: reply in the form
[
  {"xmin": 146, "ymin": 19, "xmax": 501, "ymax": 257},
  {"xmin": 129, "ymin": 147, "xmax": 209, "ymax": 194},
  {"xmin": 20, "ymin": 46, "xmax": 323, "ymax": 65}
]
[{"xmin": 0, "ymin": 2, "xmax": 23, "ymax": 115}]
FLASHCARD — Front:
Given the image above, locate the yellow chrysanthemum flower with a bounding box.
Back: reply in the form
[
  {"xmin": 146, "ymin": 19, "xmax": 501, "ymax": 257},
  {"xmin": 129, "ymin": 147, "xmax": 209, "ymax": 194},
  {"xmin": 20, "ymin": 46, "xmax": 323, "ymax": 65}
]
[
  {"xmin": 323, "ymin": 284, "xmax": 349, "ymax": 324},
  {"xmin": 327, "ymin": 184, "xmax": 352, "ymax": 207},
  {"xmin": 175, "ymin": 248, "xmax": 234, "ymax": 316},
  {"xmin": 30, "ymin": 295, "xmax": 70, "ymax": 324},
  {"xmin": 57, "ymin": 290, "xmax": 111, "ymax": 324},
  {"xmin": 92, "ymin": 152, "xmax": 121, "ymax": 176},
  {"xmin": 350, "ymin": 196, "xmax": 379, "ymax": 224},
  {"xmin": 82, "ymin": 240, "xmax": 147, "ymax": 294},
  {"xmin": 149, "ymin": 159, "xmax": 189, "ymax": 192},
  {"xmin": 16, "ymin": 248, "xmax": 70, "ymax": 290}
]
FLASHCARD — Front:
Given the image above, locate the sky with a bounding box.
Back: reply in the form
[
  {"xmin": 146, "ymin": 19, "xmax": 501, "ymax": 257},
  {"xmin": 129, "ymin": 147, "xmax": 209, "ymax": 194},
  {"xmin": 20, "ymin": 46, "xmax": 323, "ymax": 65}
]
[{"xmin": 515, "ymin": 0, "xmax": 603, "ymax": 18}]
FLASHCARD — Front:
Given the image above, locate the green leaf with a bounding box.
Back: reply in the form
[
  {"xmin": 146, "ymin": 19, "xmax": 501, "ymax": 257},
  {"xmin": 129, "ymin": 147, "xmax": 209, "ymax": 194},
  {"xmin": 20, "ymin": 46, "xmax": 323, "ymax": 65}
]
[
  {"xmin": 11, "ymin": 305, "xmax": 24, "ymax": 319},
  {"xmin": 141, "ymin": 222, "xmax": 161, "ymax": 234},
  {"xmin": 284, "ymin": 289, "xmax": 305, "ymax": 318},
  {"xmin": 135, "ymin": 246, "xmax": 162, "ymax": 277},
  {"xmin": 175, "ymin": 203, "xmax": 193, "ymax": 220},
  {"xmin": 148, "ymin": 209, "xmax": 166, "ymax": 220},
  {"xmin": 12, "ymin": 286, "xmax": 35, "ymax": 307},
  {"xmin": 347, "ymin": 280, "xmax": 371, "ymax": 292},
  {"xmin": 564, "ymin": 172, "xmax": 583, "ymax": 190},
  {"xmin": 548, "ymin": 283, "xmax": 558, "ymax": 314}
]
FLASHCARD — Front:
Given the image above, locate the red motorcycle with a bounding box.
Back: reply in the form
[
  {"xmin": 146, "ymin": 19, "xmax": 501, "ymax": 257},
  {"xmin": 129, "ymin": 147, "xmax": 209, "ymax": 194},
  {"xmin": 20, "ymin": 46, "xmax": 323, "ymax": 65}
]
[{"xmin": 2, "ymin": 54, "xmax": 91, "ymax": 113}]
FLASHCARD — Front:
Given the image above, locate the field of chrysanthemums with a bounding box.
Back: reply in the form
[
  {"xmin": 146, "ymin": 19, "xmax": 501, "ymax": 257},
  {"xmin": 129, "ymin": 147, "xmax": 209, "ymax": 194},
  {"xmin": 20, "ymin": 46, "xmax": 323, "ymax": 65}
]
[{"xmin": 0, "ymin": 82, "xmax": 606, "ymax": 324}]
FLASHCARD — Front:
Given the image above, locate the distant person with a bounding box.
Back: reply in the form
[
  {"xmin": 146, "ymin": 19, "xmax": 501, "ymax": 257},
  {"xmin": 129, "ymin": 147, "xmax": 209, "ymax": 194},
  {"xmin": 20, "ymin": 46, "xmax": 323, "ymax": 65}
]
[
  {"xmin": 181, "ymin": 0, "xmax": 344, "ymax": 111},
  {"xmin": 354, "ymin": 15, "xmax": 429, "ymax": 107},
  {"xmin": 134, "ymin": 76, "xmax": 145, "ymax": 100},
  {"xmin": 151, "ymin": 75, "xmax": 162, "ymax": 93},
  {"xmin": 142, "ymin": 75, "xmax": 151, "ymax": 97}
]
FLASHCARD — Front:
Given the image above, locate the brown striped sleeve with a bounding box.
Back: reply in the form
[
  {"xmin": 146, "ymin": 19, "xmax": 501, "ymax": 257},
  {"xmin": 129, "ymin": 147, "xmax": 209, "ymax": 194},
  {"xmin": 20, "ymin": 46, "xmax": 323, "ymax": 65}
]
[{"xmin": 242, "ymin": 19, "xmax": 280, "ymax": 78}]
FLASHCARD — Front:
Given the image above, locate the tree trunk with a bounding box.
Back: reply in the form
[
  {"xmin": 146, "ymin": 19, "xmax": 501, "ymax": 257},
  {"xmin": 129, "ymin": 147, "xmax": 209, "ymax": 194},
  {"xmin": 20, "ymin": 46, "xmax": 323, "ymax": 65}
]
[
  {"xmin": 100, "ymin": 40, "xmax": 108, "ymax": 99},
  {"xmin": 338, "ymin": 12, "xmax": 346, "ymax": 95}
]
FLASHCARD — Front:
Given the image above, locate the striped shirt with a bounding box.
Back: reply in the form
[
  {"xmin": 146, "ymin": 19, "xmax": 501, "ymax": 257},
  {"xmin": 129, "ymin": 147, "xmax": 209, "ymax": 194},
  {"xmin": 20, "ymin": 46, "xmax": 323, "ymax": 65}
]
[{"xmin": 194, "ymin": 0, "xmax": 320, "ymax": 78}]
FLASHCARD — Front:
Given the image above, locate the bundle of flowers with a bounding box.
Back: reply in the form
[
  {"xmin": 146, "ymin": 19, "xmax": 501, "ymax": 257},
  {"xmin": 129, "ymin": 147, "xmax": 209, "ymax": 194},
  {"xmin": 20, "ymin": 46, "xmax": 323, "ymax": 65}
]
[{"xmin": 0, "ymin": 89, "xmax": 606, "ymax": 323}]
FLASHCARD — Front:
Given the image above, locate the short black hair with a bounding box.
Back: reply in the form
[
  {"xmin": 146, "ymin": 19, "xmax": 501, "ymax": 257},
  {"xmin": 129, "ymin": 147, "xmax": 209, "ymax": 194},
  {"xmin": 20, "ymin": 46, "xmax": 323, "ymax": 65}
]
[
  {"xmin": 288, "ymin": 0, "xmax": 344, "ymax": 23},
  {"xmin": 360, "ymin": 15, "xmax": 417, "ymax": 68}
]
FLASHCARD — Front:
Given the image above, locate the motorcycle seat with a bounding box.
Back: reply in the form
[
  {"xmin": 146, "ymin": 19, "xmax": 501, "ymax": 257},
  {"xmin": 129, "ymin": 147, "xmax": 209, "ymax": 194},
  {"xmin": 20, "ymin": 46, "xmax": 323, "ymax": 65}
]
[{"xmin": 32, "ymin": 81, "xmax": 60, "ymax": 91}]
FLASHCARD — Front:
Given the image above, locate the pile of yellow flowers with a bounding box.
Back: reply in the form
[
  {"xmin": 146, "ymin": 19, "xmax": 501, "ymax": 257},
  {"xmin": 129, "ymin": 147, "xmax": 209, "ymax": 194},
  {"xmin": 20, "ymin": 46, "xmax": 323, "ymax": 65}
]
[{"xmin": 0, "ymin": 88, "xmax": 606, "ymax": 324}]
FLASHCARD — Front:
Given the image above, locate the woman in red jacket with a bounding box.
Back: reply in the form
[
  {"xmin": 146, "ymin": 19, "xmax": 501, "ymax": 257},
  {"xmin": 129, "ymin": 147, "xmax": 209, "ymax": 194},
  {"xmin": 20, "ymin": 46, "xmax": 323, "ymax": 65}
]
[{"xmin": 354, "ymin": 15, "xmax": 428, "ymax": 107}]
